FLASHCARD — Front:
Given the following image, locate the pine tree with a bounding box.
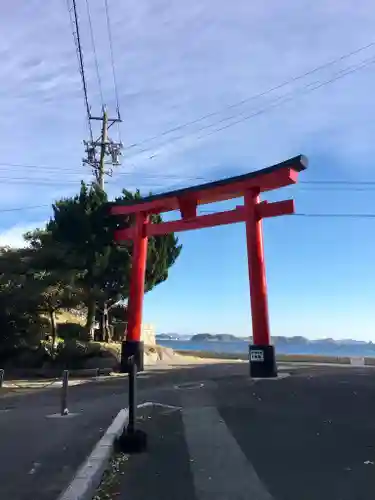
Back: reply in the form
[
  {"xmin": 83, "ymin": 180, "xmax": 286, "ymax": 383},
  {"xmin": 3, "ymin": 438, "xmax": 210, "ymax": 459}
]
[{"xmin": 26, "ymin": 182, "xmax": 182, "ymax": 340}]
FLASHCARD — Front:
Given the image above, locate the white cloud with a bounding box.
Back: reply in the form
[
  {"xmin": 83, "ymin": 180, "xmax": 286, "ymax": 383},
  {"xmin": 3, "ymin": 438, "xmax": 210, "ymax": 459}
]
[
  {"xmin": 0, "ymin": 0, "xmax": 375, "ymax": 219},
  {"xmin": 0, "ymin": 222, "xmax": 44, "ymax": 248}
]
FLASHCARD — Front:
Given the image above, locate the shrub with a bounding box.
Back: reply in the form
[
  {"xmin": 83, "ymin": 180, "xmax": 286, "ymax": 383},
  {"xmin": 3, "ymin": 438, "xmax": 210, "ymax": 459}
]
[
  {"xmin": 2, "ymin": 344, "xmax": 52, "ymax": 368},
  {"xmin": 57, "ymin": 322, "xmax": 87, "ymax": 341},
  {"xmin": 54, "ymin": 339, "xmax": 102, "ymax": 369}
]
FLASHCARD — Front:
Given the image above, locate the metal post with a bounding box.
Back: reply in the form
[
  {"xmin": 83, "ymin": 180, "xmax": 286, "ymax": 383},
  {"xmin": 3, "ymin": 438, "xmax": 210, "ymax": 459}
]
[
  {"xmin": 127, "ymin": 357, "xmax": 136, "ymax": 434},
  {"xmin": 61, "ymin": 370, "xmax": 69, "ymax": 416},
  {"xmin": 116, "ymin": 354, "xmax": 147, "ymax": 453},
  {"xmin": 0, "ymin": 369, "xmax": 4, "ymax": 389}
]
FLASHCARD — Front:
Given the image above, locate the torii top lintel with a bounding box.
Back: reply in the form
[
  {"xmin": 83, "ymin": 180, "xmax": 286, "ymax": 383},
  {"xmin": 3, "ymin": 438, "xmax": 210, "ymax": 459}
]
[{"xmin": 110, "ymin": 155, "xmax": 307, "ymax": 218}]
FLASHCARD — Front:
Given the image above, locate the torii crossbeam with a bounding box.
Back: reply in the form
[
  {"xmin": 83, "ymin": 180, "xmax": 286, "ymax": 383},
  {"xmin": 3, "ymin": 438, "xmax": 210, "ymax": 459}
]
[{"xmin": 110, "ymin": 154, "xmax": 307, "ymax": 378}]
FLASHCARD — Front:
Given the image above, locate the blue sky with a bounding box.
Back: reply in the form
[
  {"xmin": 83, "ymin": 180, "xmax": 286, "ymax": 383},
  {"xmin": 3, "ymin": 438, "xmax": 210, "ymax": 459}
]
[{"xmin": 1, "ymin": 1, "xmax": 375, "ymax": 340}]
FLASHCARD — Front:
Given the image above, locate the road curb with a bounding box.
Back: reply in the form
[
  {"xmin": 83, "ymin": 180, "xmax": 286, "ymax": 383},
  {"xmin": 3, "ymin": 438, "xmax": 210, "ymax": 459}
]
[{"xmin": 57, "ymin": 408, "xmax": 129, "ymax": 500}]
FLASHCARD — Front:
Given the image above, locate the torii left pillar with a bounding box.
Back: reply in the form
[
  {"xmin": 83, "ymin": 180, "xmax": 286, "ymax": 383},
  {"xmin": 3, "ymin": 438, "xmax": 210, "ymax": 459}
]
[{"xmin": 120, "ymin": 212, "xmax": 149, "ymax": 373}]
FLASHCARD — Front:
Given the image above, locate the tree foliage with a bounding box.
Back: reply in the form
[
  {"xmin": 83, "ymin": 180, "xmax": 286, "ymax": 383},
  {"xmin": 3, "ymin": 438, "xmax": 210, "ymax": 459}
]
[
  {"xmin": 0, "ymin": 248, "xmax": 45, "ymax": 355},
  {"xmin": 24, "ymin": 182, "xmax": 182, "ymax": 340},
  {"xmin": 0, "ymin": 182, "xmax": 182, "ymax": 354}
]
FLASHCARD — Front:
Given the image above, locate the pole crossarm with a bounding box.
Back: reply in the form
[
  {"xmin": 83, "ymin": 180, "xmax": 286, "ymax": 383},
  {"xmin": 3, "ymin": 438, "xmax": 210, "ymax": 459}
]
[{"xmin": 89, "ymin": 116, "xmax": 122, "ymax": 123}]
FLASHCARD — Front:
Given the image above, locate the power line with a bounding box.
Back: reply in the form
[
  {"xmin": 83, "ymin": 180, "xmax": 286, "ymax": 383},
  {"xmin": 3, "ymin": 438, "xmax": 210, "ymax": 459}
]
[
  {"xmin": 0, "ymin": 175, "xmax": 372, "ymax": 188},
  {"xmin": 197, "ymin": 55, "xmax": 375, "ymax": 143},
  {"xmin": 0, "ymin": 204, "xmax": 50, "ymax": 213},
  {"xmin": 0, "ymin": 179, "xmax": 88, "ymax": 185},
  {"xmin": 5, "ymin": 165, "xmax": 375, "ymax": 189},
  {"xmin": 67, "ymin": 0, "xmax": 93, "ymax": 138},
  {"xmin": 121, "ymin": 39, "xmax": 375, "ymax": 154},
  {"xmin": 294, "ymin": 213, "xmax": 375, "ymax": 218},
  {"xmin": 125, "ymin": 54, "xmax": 375, "ymax": 160},
  {"xmin": 298, "ymin": 187, "xmax": 375, "ymax": 191},
  {"xmin": 300, "ymin": 180, "xmax": 375, "ymax": 185},
  {"xmin": 1, "ymin": 202, "xmax": 375, "ymax": 220},
  {"xmin": 0, "ymin": 163, "xmax": 84, "ymax": 174},
  {"xmin": 200, "ymin": 209, "xmax": 375, "ymax": 219},
  {"xmin": 85, "ymin": 0, "xmax": 104, "ymax": 108},
  {"xmin": 104, "ymin": 0, "xmax": 120, "ymax": 119}
]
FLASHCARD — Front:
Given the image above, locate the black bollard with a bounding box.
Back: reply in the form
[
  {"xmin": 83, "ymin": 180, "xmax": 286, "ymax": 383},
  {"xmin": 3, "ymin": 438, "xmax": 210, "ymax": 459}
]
[
  {"xmin": 128, "ymin": 358, "xmax": 136, "ymax": 434},
  {"xmin": 61, "ymin": 370, "xmax": 69, "ymax": 416},
  {"xmin": 116, "ymin": 356, "xmax": 147, "ymax": 453},
  {"xmin": 0, "ymin": 369, "xmax": 4, "ymax": 389}
]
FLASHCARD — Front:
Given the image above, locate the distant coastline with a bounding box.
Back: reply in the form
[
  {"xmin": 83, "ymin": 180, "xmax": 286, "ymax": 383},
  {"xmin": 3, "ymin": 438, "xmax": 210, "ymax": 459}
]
[
  {"xmin": 155, "ymin": 333, "xmax": 375, "ymax": 358},
  {"xmin": 156, "ymin": 332, "xmax": 373, "ymax": 346}
]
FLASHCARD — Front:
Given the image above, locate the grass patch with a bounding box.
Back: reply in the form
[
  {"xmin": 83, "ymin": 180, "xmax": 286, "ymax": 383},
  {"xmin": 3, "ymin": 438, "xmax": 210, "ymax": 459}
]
[{"xmin": 93, "ymin": 452, "xmax": 129, "ymax": 500}]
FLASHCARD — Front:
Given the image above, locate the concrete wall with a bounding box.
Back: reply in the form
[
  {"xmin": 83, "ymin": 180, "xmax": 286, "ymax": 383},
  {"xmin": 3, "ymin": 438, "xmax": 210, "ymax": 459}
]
[
  {"xmin": 176, "ymin": 350, "xmax": 375, "ymax": 366},
  {"xmin": 113, "ymin": 322, "xmax": 156, "ymax": 345},
  {"xmin": 141, "ymin": 323, "xmax": 156, "ymax": 346}
]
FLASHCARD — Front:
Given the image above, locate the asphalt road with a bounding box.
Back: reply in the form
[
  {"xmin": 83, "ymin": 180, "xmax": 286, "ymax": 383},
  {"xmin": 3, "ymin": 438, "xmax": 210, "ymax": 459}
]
[
  {"xmin": 0, "ymin": 362, "xmax": 245, "ymax": 500},
  {"xmin": 2, "ymin": 363, "xmax": 375, "ymax": 500},
  {"xmin": 97, "ymin": 364, "xmax": 375, "ymax": 500}
]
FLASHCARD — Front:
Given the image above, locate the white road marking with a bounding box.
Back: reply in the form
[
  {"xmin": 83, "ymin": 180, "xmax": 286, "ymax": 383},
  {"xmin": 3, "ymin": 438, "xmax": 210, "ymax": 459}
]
[
  {"xmin": 182, "ymin": 403, "xmax": 274, "ymax": 500},
  {"xmin": 137, "ymin": 401, "xmax": 182, "ymax": 411},
  {"xmin": 175, "ymin": 382, "xmax": 205, "ymax": 390}
]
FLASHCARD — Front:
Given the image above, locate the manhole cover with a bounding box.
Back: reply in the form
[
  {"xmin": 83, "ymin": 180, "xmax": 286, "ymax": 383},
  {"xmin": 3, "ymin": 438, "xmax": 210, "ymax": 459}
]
[{"xmin": 175, "ymin": 382, "xmax": 205, "ymax": 390}]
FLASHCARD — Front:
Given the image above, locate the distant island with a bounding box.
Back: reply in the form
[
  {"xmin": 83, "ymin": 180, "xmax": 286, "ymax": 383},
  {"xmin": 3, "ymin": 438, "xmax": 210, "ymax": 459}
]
[
  {"xmin": 156, "ymin": 333, "xmax": 181, "ymax": 341},
  {"xmin": 156, "ymin": 333, "xmax": 375, "ymax": 356},
  {"xmin": 188, "ymin": 333, "xmax": 373, "ymax": 346},
  {"xmin": 191, "ymin": 333, "xmax": 243, "ymax": 342}
]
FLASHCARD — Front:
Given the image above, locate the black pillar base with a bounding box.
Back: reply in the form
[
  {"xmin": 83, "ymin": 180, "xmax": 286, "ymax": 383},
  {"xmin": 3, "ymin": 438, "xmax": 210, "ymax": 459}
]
[
  {"xmin": 120, "ymin": 340, "xmax": 144, "ymax": 373},
  {"xmin": 116, "ymin": 428, "xmax": 148, "ymax": 454},
  {"xmin": 249, "ymin": 344, "xmax": 277, "ymax": 378}
]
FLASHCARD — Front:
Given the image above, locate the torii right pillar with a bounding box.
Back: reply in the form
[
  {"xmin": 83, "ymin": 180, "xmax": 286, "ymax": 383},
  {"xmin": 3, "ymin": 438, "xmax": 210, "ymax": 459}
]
[{"xmin": 245, "ymin": 189, "xmax": 277, "ymax": 378}]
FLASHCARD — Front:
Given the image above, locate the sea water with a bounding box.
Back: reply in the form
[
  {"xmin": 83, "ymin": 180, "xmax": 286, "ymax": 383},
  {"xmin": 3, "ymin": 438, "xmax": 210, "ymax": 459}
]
[{"xmin": 157, "ymin": 339, "xmax": 375, "ymax": 358}]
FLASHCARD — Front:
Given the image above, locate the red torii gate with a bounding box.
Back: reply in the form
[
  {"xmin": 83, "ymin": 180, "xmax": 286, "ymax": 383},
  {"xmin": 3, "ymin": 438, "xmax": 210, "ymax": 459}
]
[{"xmin": 110, "ymin": 154, "xmax": 307, "ymax": 378}]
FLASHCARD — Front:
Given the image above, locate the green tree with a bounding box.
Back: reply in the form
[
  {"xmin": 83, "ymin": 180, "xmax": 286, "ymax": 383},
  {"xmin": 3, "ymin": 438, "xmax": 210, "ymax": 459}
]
[
  {"xmin": 108, "ymin": 303, "xmax": 127, "ymax": 324},
  {"xmin": 0, "ymin": 245, "xmax": 83, "ymax": 350},
  {"xmin": 28, "ymin": 270, "xmax": 82, "ymax": 347},
  {"xmin": 0, "ymin": 248, "xmax": 44, "ymax": 355},
  {"xmin": 26, "ymin": 183, "xmax": 182, "ymax": 341}
]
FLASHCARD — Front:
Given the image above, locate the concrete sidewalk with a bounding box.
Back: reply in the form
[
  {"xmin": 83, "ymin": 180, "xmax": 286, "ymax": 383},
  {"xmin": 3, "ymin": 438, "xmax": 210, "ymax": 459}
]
[{"xmin": 94, "ymin": 365, "xmax": 375, "ymax": 500}]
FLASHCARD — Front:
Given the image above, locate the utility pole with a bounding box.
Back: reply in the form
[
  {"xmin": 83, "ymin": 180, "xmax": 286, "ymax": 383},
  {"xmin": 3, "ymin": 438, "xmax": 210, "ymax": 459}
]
[
  {"xmin": 68, "ymin": 0, "xmax": 122, "ymax": 191},
  {"xmin": 98, "ymin": 108, "xmax": 108, "ymax": 190},
  {"xmin": 83, "ymin": 108, "xmax": 122, "ymax": 191}
]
